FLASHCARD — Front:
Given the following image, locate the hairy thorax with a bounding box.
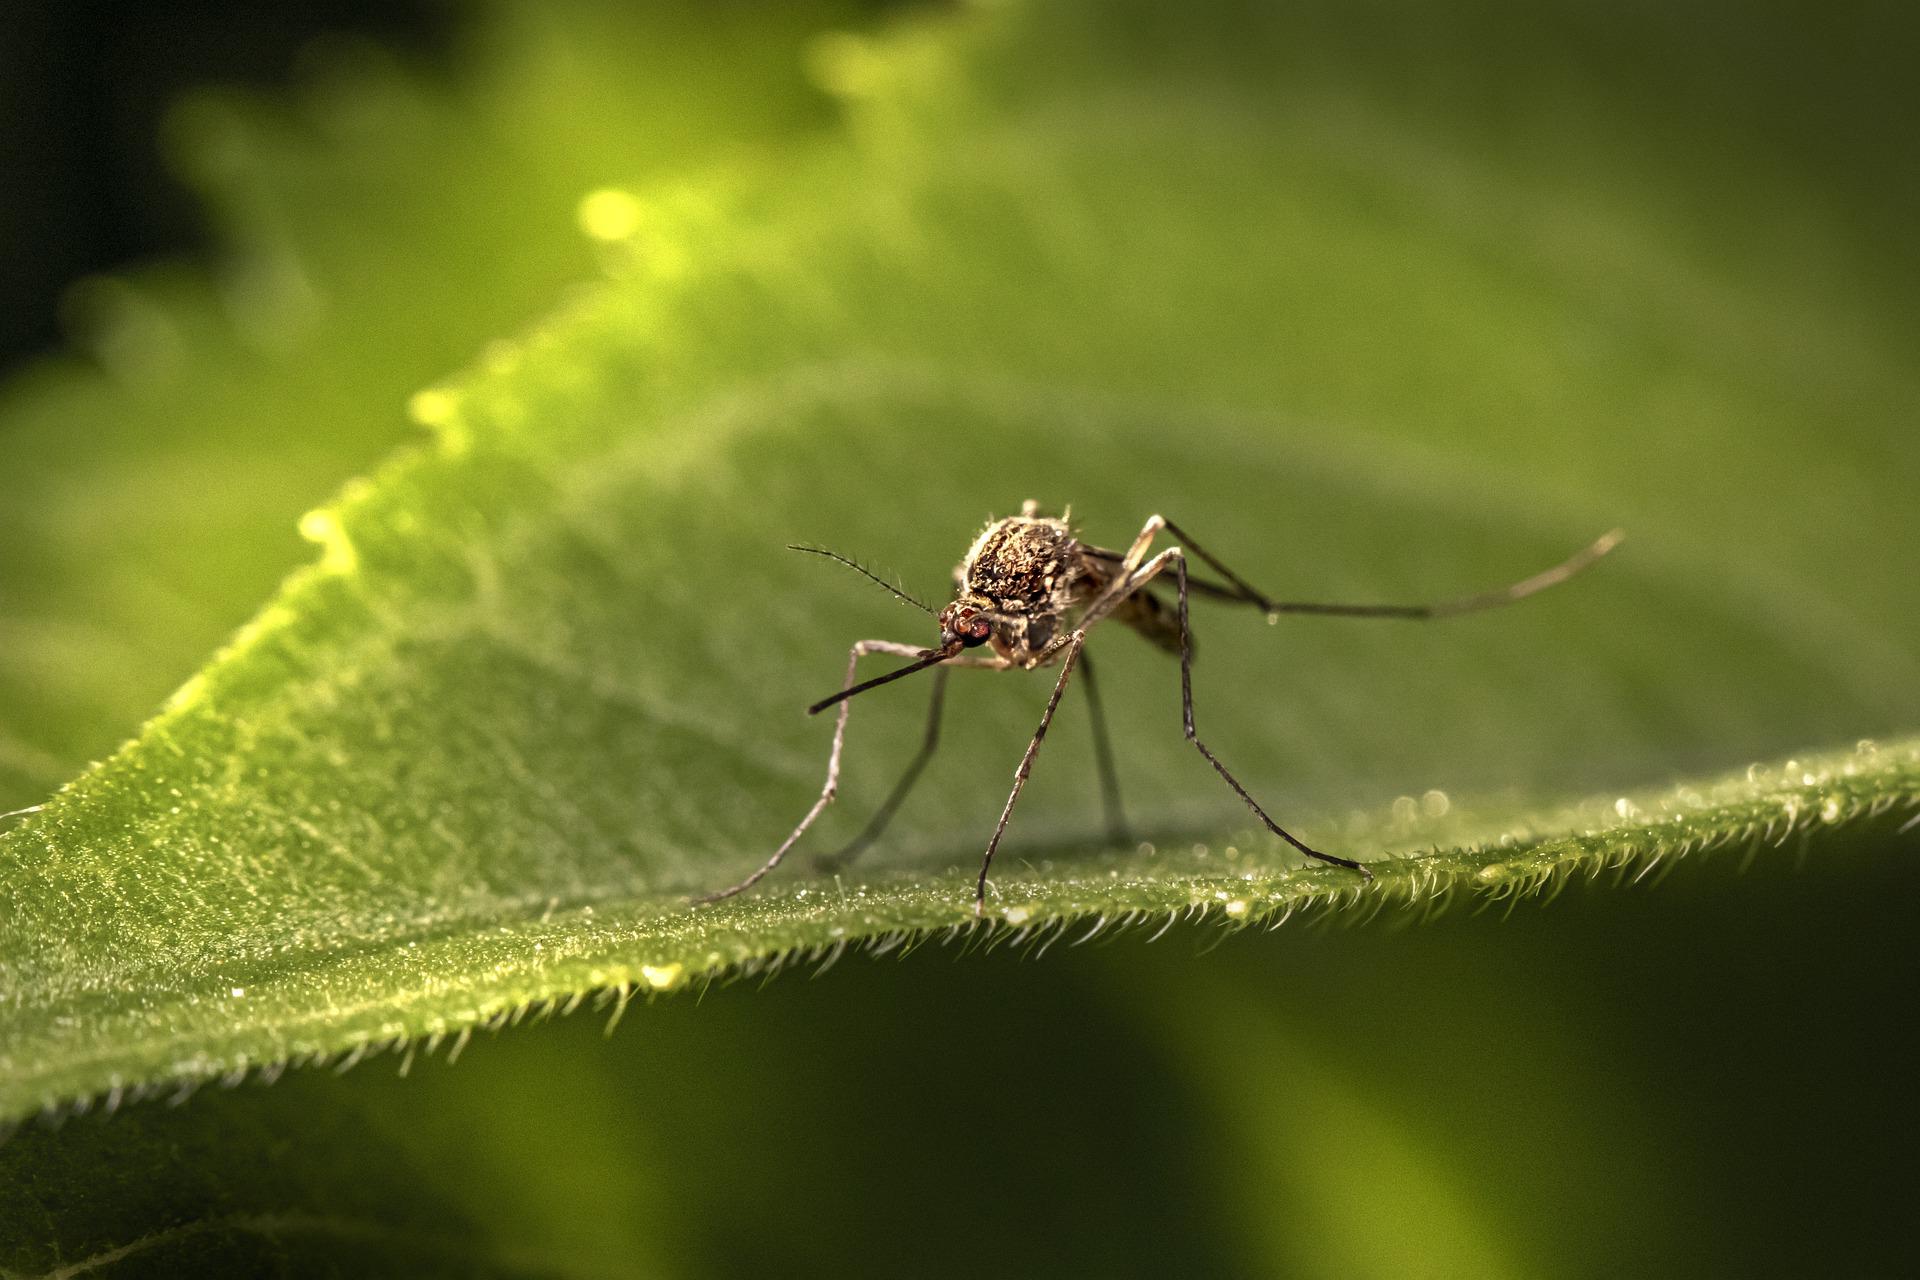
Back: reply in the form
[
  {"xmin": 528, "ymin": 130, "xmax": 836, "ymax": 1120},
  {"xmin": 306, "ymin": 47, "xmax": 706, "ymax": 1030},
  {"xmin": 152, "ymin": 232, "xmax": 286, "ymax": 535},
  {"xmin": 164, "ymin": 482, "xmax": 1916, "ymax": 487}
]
[{"xmin": 956, "ymin": 515, "xmax": 1102, "ymax": 665}]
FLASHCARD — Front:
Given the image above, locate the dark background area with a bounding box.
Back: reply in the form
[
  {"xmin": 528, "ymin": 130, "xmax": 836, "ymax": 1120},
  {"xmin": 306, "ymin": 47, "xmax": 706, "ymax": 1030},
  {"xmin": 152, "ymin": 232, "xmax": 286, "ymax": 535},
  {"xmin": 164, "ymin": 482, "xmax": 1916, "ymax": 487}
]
[{"xmin": 0, "ymin": 0, "xmax": 460, "ymax": 375}]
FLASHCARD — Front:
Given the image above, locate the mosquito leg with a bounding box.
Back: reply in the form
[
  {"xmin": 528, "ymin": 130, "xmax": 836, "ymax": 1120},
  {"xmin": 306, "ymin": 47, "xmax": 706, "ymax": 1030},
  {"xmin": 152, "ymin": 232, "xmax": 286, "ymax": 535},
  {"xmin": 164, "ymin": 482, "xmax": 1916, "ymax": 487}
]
[
  {"xmin": 1078, "ymin": 650, "xmax": 1131, "ymax": 846},
  {"xmin": 1165, "ymin": 549, "xmax": 1371, "ymax": 880},
  {"xmin": 693, "ymin": 638, "xmax": 923, "ymax": 904},
  {"xmin": 1159, "ymin": 518, "xmax": 1623, "ymax": 619},
  {"xmin": 1078, "ymin": 514, "xmax": 1169, "ymax": 624},
  {"xmin": 1117, "ymin": 515, "xmax": 1166, "ymax": 573},
  {"xmin": 1155, "ymin": 518, "xmax": 1272, "ymax": 607},
  {"xmin": 1087, "ymin": 548, "xmax": 1371, "ymax": 880},
  {"xmin": 975, "ymin": 630, "xmax": 1087, "ymax": 915},
  {"xmin": 815, "ymin": 667, "xmax": 949, "ymax": 874}
]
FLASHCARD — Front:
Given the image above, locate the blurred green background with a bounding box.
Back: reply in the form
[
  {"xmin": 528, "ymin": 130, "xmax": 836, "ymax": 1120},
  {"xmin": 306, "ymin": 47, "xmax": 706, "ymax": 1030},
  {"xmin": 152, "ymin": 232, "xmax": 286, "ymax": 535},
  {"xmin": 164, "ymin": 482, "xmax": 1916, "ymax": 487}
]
[{"xmin": 3, "ymin": 0, "xmax": 1916, "ymax": 1275}]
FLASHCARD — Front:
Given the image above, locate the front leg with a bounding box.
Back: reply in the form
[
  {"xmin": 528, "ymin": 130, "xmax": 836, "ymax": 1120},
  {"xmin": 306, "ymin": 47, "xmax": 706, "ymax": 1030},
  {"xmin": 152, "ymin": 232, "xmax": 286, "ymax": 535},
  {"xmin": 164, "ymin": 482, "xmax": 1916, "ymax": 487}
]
[
  {"xmin": 974, "ymin": 630, "xmax": 1088, "ymax": 914},
  {"xmin": 694, "ymin": 638, "xmax": 925, "ymax": 905},
  {"xmin": 813, "ymin": 650, "xmax": 1013, "ymax": 874},
  {"xmin": 814, "ymin": 667, "xmax": 949, "ymax": 876}
]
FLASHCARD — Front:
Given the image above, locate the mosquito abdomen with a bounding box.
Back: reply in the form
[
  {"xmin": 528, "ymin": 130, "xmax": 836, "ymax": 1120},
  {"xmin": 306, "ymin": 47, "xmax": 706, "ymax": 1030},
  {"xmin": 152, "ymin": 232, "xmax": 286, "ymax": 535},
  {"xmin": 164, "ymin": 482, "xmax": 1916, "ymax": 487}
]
[{"xmin": 1113, "ymin": 588, "xmax": 1184, "ymax": 656}]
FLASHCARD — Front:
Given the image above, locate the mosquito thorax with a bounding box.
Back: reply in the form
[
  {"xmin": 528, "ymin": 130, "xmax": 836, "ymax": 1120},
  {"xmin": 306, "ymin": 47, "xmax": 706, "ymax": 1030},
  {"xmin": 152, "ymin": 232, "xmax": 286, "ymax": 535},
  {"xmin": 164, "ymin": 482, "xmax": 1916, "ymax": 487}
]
[
  {"xmin": 949, "ymin": 513, "xmax": 1093, "ymax": 664},
  {"xmin": 958, "ymin": 515, "xmax": 1086, "ymax": 615}
]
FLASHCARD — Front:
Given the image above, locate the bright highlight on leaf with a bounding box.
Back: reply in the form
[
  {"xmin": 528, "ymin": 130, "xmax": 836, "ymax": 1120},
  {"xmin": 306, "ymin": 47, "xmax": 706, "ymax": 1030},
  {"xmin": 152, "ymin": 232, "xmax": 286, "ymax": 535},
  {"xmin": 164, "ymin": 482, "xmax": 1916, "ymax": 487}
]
[{"xmin": 578, "ymin": 188, "xmax": 647, "ymax": 243}]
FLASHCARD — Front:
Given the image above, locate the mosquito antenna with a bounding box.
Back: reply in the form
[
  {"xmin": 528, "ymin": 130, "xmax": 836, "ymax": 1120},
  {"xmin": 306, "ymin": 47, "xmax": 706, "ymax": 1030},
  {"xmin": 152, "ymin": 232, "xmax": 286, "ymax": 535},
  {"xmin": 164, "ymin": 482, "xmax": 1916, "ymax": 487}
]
[
  {"xmin": 809, "ymin": 648, "xmax": 954, "ymax": 716},
  {"xmin": 788, "ymin": 544, "xmax": 937, "ymax": 616}
]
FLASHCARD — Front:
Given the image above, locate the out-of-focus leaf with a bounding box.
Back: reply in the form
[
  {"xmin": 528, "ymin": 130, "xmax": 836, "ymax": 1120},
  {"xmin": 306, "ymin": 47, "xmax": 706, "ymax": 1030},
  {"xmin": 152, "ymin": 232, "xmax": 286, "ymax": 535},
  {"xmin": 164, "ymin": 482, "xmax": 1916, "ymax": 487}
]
[
  {"xmin": 3, "ymin": 0, "xmax": 1917, "ymax": 1159},
  {"xmin": 0, "ymin": 0, "xmax": 861, "ymax": 810}
]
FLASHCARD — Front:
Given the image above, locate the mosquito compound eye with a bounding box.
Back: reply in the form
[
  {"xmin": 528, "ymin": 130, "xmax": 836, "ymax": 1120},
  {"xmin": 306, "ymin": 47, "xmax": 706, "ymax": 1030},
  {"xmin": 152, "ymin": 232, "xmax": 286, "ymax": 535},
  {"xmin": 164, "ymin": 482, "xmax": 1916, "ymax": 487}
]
[{"xmin": 962, "ymin": 617, "xmax": 992, "ymax": 647}]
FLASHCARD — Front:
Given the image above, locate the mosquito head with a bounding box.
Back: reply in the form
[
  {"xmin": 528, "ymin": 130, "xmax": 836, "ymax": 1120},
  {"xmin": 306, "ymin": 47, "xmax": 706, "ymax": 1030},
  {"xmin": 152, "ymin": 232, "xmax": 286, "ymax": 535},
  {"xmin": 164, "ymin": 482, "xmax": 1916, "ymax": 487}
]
[{"xmin": 939, "ymin": 594, "xmax": 995, "ymax": 650}]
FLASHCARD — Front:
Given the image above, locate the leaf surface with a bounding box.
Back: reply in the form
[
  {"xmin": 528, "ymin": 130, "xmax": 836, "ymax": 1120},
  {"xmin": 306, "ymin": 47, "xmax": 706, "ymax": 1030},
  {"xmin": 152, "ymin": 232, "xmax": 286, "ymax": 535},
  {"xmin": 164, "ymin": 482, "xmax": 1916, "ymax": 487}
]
[
  {"xmin": 0, "ymin": 0, "xmax": 857, "ymax": 810},
  {"xmin": 3, "ymin": 0, "xmax": 1918, "ymax": 1126}
]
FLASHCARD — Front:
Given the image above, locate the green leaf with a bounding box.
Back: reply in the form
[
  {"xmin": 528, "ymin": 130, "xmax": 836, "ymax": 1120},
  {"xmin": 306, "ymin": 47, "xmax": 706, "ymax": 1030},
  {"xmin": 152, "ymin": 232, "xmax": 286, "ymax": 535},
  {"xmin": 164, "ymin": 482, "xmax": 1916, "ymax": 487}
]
[
  {"xmin": 0, "ymin": 0, "xmax": 859, "ymax": 811},
  {"xmin": 8, "ymin": 849, "xmax": 1915, "ymax": 1275},
  {"xmin": 5, "ymin": 0, "xmax": 1918, "ymax": 1141}
]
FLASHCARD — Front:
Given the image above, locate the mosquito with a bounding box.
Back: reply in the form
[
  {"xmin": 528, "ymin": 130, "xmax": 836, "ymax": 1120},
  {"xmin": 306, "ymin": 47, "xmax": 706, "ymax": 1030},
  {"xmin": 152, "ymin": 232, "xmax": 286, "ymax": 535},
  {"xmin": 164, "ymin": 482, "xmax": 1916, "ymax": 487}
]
[{"xmin": 696, "ymin": 501, "xmax": 1622, "ymax": 916}]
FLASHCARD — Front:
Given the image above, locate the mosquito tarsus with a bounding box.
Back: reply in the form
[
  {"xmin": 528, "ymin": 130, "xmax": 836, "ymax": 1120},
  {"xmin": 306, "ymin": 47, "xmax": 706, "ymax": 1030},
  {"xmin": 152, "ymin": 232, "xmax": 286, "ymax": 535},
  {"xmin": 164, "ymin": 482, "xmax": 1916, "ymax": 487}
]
[{"xmin": 695, "ymin": 502, "xmax": 1622, "ymax": 916}]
